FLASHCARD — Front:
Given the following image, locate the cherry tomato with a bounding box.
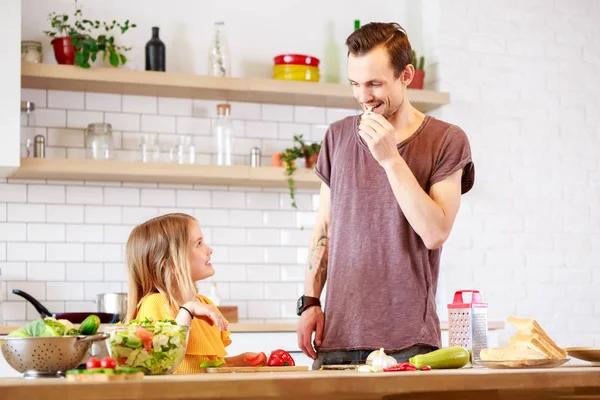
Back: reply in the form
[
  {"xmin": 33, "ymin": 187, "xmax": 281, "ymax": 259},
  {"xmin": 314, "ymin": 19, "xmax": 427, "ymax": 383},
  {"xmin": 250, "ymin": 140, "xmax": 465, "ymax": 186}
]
[
  {"xmin": 86, "ymin": 357, "xmax": 101, "ymax": 369},
  {"xmin": 421, "ymin": 365, "xmax": 432, "ymax": 371},
  {"xmin": 100, "ymin": 356, "xmax": 117, "ymax": 369}
]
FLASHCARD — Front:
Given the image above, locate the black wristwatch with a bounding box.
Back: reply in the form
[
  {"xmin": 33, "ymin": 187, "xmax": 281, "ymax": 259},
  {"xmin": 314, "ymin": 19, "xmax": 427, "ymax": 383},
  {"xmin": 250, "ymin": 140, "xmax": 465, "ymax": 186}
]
[{"xmin": 296, "ymin": 295, "xmax": 321, "ymax": 316}]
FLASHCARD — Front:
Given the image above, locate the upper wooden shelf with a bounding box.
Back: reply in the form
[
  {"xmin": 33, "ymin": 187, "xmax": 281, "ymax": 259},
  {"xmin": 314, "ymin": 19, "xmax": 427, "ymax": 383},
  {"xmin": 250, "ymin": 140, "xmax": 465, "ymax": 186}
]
[
  {"xmin": 9, "ymin": 158, "xmax": 321, "ymax": 189},
  {"xmin": 21, "ymin": 63, "xmax": 450, "ymax": 112}
]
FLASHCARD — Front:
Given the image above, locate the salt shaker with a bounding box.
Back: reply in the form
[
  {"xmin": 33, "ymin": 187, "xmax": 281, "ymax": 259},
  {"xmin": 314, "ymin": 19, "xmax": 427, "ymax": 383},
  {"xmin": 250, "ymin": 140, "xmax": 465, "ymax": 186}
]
[{"xmin": 250, "ymin": 147, "xmax": 262, "ymax": 167}]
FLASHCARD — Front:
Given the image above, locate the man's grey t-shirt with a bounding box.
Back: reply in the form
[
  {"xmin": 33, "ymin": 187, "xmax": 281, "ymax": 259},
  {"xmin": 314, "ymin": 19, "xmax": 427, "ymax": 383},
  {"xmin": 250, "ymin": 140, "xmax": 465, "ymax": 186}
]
[{"xmin": 314, "ymin": 114, "xmax": 475, "ymax": 352}]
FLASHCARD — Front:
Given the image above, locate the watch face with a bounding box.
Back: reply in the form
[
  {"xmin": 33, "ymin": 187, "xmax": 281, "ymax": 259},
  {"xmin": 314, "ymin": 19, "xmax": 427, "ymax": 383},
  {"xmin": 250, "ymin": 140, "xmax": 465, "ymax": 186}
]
[{"xmin": 297, "ymin": 296, "xmax": 304, "ymax": 310}]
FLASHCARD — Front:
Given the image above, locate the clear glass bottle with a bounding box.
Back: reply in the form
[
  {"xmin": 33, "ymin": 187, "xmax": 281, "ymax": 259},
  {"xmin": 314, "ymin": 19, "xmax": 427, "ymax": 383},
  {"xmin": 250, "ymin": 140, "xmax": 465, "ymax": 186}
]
[
  {"xmin": 208, "ymin": 22, "xmax": 231, "ymax": 77},
  {"xmin": 208, "ymin": 281, "xmax": 221, "ymax": 307},
  {"xmin": 20, "ymin": 101, "xmax": 36, "ymax": 157},
  {"xmin": 213, "ymin": 104, "xmax": 233, "ymax": 166}
]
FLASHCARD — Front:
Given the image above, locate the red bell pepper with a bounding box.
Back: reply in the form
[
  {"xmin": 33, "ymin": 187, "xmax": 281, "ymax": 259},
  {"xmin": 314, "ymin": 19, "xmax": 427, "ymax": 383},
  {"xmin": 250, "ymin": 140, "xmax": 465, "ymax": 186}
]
[
  {"xmin": 383, "ymin": 362, "xmax": 417, "ymax": 372},
  {"xmin": 267, "ymin": 349, "xmax": 296, "ymax": 366},
  {"xmin": 244, "ymin": 352, "xmax": 267, "ymax": 367}
]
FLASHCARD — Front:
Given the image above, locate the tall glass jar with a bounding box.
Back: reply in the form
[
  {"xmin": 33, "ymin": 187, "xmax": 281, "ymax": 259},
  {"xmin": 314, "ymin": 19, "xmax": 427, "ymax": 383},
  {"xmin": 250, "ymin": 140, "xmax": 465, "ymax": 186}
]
[
  {"xmin": 85, "ymin": 123, "xmax": 113, "ymax": 160},
  {"xmin": 208, "ymin": 22, "xmax": 231, "ymax": 77}
]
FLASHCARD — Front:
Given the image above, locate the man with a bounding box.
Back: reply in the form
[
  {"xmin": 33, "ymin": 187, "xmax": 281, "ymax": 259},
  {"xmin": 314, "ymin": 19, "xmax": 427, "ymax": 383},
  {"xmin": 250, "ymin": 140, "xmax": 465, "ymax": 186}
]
[{"xmin": 296, "ymin": 22, "xmax": 475, "ymax": 369}]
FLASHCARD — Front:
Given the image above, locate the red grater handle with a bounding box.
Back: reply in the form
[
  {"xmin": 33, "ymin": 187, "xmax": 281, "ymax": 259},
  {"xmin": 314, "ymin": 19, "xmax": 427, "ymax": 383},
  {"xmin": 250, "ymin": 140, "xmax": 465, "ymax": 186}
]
[{"xmin": 452, "ymin": 290, "xmax": 484, "ymax": 304}]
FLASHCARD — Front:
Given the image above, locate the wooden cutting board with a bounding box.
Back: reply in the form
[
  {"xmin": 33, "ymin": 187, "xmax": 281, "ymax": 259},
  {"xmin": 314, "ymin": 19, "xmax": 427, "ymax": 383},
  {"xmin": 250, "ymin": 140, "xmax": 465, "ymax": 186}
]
[{"xmin": 201, "ymin": 366, "xmax": 308, "ymax": 373}]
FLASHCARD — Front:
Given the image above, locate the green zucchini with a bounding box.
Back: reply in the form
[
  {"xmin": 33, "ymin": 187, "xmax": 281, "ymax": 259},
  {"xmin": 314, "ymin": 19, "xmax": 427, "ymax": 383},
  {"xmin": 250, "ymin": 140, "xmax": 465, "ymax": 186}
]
[{"xmin": 409, "ymin": 347, "xmax": 470, "ymax": 369}]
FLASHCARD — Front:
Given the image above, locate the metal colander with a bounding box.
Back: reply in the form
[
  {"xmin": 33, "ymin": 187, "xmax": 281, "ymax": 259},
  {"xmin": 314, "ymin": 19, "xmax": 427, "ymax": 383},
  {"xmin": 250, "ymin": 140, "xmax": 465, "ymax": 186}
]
[{"xmin": 0, "ymin": 334, "xmax": 108, "ymax": 378}]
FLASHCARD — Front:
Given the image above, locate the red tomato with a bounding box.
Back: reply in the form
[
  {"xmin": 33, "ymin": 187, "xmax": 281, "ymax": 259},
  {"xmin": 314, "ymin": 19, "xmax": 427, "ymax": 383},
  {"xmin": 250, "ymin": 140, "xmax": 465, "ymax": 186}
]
[
  {"xmin": 100, "ymin": 356, "xmax": 117, "ymax": 369},
  {"xmin": 244, "ymin": 352, "xmax": 267, "ymax": 367},
  {"xmin": 86, "ymin": 357, "xmax": 101, "ymax": 369},
  {"xmin": 421, "ymin": 365, "xmax": 432, "ymax": 371},
  {"xmin": 118, "ymin": 357, "xmax": 128, "ymax": 365},
  {"xmin": 135, "ymin": 328, "xmax": 154, "ymax": 353}
]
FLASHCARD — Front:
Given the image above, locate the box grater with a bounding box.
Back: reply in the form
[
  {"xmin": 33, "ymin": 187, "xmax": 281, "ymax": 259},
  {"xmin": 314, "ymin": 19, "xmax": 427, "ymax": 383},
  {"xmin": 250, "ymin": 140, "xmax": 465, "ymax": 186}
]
[{"xmin": 448, "ymin": 290, "xmax": 488, "ymax": 362}]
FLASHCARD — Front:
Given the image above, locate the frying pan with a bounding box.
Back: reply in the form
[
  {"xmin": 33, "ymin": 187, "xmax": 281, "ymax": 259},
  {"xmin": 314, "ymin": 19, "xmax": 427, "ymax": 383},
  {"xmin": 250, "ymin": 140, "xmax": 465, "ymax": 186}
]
[{"xmin": 12, "ymin": 289, "xmax": 120, "ymax": 324}]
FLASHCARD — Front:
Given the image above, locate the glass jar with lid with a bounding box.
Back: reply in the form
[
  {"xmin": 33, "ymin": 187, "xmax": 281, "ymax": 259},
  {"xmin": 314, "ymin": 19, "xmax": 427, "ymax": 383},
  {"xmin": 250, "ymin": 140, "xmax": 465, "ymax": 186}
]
[
  {"xmin": 21, "ymin": 41, "xmax": 43, "ymax": 64},
  {"xmin": 85, "ymin": 123, "xmax": 114, "ymax": 160}
]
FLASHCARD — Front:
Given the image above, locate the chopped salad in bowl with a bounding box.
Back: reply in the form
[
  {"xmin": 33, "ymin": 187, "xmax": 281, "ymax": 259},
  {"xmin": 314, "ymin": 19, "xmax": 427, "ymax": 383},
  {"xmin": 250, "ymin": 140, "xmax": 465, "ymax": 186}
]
[{"xmin": 105, "ymin": 319, "xmax": 189, "ymax": 375}]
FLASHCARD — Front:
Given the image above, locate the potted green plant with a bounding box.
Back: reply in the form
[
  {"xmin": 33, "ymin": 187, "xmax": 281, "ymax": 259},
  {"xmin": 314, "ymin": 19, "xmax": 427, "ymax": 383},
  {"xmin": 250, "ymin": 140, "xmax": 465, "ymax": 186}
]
[
  {"xmin": 280, "ymin": 134, "xmax": 322, "ymax": 209},
  {"xmin": 408, "ymin": 50, "xmax": 425, "ymax": 89},
  {"xmin": 44, "ymin": 9, "xmax": 136, "ymax": 68}
]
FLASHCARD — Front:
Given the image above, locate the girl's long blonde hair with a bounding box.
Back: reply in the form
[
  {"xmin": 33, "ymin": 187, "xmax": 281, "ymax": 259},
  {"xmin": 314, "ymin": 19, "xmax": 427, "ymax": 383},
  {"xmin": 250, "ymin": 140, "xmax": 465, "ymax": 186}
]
[{"xmin": 125, "ymin": 213, "xmax": 198, "ymax": 322}]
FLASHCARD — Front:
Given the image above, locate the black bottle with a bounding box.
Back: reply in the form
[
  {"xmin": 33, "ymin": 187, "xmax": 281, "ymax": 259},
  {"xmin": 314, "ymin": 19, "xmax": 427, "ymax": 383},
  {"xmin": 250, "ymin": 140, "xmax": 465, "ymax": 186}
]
[{"xmin": 145, "ymin": 27, "xmax": 165, "ymax": 71}]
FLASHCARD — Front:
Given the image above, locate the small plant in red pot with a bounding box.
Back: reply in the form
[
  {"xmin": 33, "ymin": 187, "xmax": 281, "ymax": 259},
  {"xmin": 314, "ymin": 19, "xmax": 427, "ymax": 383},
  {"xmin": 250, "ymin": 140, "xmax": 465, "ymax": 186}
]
[
  {"xmin": 44, "ymin": 9, "xmax": 136, "ymax": 69},
  {"xmin": 408, "ymin": 50, "xmax": 425, "ymax": 90},
  {"xmin": 44, "ymin": 12, "xmax": 78, "ymax": 64}
]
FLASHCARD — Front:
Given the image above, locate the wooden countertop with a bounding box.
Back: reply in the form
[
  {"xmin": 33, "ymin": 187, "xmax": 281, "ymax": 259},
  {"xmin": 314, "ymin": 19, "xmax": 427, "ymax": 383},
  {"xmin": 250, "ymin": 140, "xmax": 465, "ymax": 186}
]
[
  {"xmin": 0, "ymin": 366, "xmax": 598, "ymax": 400},
  {"xmin": 0, "ymin": 321, "xmax": 505, "ymax": 335}
]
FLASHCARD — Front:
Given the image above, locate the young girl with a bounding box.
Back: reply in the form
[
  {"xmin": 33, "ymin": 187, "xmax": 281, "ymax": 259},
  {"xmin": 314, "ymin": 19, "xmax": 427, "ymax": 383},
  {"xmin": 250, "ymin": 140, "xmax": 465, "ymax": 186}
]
[{"xmin": 125, "ymin": 212, "xmax": 255, "ymax": 374}]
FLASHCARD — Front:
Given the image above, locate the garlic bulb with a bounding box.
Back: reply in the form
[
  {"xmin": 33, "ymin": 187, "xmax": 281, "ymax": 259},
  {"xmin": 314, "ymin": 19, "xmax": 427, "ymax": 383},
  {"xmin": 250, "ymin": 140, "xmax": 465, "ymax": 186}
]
[{"xmin": 369, "ymin": 348, "xmax": 397, "ymax": 370}]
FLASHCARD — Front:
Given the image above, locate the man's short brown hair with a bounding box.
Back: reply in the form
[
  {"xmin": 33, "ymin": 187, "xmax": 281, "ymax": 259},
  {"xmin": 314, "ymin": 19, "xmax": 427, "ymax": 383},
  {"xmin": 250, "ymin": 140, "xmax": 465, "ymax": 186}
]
[{"xmin": 345, "ymin": 22, "xmax": 413, "ymax": 79}]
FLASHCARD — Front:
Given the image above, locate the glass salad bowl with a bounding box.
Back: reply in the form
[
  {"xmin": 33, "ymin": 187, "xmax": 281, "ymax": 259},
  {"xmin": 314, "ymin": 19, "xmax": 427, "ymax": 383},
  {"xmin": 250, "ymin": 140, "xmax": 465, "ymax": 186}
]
[{"xmin": 105, "ymin": 320, "xmax": 189, "ymax": 375}]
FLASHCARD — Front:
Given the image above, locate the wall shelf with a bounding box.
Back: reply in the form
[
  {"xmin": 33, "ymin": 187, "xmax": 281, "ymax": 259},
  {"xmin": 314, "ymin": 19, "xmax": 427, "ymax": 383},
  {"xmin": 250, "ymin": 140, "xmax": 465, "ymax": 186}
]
[
  {"xmin": 9, "ymin": 158, "xmax": 321, "ymax": 189},
  {"xmin": 21, "ymin": 63, "xmax": 450, "ymax": 112}
]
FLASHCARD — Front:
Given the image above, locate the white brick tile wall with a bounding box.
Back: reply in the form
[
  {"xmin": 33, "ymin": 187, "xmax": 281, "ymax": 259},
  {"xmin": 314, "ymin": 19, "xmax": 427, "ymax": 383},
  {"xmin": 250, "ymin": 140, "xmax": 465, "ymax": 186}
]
[
  {"xmin": 47, "ymin": 205, "xmax": 85, "ymax": 223},
  {"xmin": 122, "ymin": 207, "xmax": 159, "ymax": 225},
  {"xmin": 262, "ymin": 104, "xmax": 294, "ymax": 122},
  {"xmin": 212, "ymin": 228, "xmax": 246, "ymax": 245},
  {"xmin": 141, "ymin": 115, "xmax": 175, "ymax": 133},
  {"xmin": 66, "ymin": 224, "xmax": 104, "ymax": 243},
  {"xmin": 104, "ymin": 263, "xmax": 127, "ymax": 281},
  {"xmin": 159, "ymin": 97, "xmax": 192, "ymax": 116},
  {"xmin": 212, "ymin": 264, "xmax": 247, "ymax": 282},
  {"xmin": 27, "ymin": 262, "xmax": 66, "ymax": 281},
  {"xmin": 0, "ymin": 203, "xmax": 6, "ymax": 221},
  {"xmin": 246, "ymin": 229, "xmax": 280, "ymax": 246},
  {"xmin": 294, "ymin": 106, "xmax": 326, "ymax": 124},
  {"xmin": 104, "ymin": 225, "xmax": 134, "ymax": 244},
  {"xmin": 66, "ymin": 262, "xmax": 104, "ymax": 281},
  {"xmin": 278, "ymin": 122, "xmax": 310, "ymax": 140},
  {"xmin": 67, "ymin": 186, "xmax": 103, "ymax": 204},
  {"xmin": 0, "ymin": 185, "xmax": 27, "ymax": 202},
  {"xmin": 27, "ymin": 224, "xmax": 65, "ymax": 242},
  {"xmin": 85, "ymin": 92, "xmax": 121, "ymax": 112},
  {"xmin": 7, "ymin": 281, "xmax": 46, "ymax": 300},
  {"xmin": 104, "ymin": 113, "xmax": 140, "ymax": 131},
  {"xmin": 104, "ymin": 187, "xmax": 140, "ymax": 206},
  {"xmin": 84, "ymin": 282, "xmax": 123, "ymax": 301},
  {"xmin": 8, "ymin": 243, "xmax": 46, "ymax": 261},
  {"xmin": 141, "ymin": 189, "xmax": 176, "ymax": 207},
  {"xmin": 229, "ymin": 102, "xmax": 261, "ymax": 120},
  {"xmin": 229, "ymin": 247, "xmax": 264, "ymax": 264},
  {"xmin": 47, "ymin": 282, "xmax": 84, "ymax": 301},
  {"xmin": 47, "ymin": 128, "xmax": 85, "ymax": 148},
  {"xmin": 67, "ymin": 110, "xmax": 104, "ymax": 129},
  {"xmin": 176, "ymin": 117, "xmax": 211, "ymax": 135},
  {"xmin": 48, "ymin": 90, "xmax": 84, "ymax": 110},
  {"xmin": 28, "ymin": 185, "xmax": 65, "ymax": 204},
  {"xmin": 47, "ymin": 243, "xmax": 84, "ymax": 262},
  {"xmin": 0, "ymin": 223, "xmax": 27, "ymax": 242},
  {"xmin": 176, "ymin": 190, "xmax": 211, "ymax": 208},
  {"xmin": 0, "ymin": 262, "xmax": 27, "ymax": 281},
  {"xmin": 212, "ymin": 191, "xmax": 245, "ymax": 209},
  {"xmin": 227, "ymin": 210, "xmax": 262, "ymax": 227},
  {"xmin": 7, "ymin": 204, "xmax": 45, "ymax": 222},
  {"xmin": 32, "ymin": 109, "xmax": 66, "ymax": 128},
  {"xmin": 85, "ymin": 206, "xmax": 122, "ymax": 224},
  {"xmin": 21, "ymin": 88, "xmax": 47, "ymax": 108},
  {"xmin": 123, "ymin": 95, "xmax": 157, "ymax": 114},
  {"xmin": 246, "ymin": 121, "xmax": 278, "ymax": 139}
]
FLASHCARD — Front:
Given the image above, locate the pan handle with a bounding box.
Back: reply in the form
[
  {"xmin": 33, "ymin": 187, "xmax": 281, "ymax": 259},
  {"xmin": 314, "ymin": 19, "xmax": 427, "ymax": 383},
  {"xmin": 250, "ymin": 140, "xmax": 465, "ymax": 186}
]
[
  {"xmin": 77, "ymin": 333, "xmax": 110, "ymax": 343},
  {"xmin": 12, "ymin": 289, "xmax": 53, "ymax": 317}
]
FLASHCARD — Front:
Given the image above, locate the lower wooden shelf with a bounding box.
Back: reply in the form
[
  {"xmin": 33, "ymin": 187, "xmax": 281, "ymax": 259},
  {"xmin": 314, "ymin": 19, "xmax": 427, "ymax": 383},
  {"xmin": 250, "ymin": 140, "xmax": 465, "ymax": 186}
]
[{"xmin": 8, "ymin": 158, "xmax": 321, "ymax": 189}]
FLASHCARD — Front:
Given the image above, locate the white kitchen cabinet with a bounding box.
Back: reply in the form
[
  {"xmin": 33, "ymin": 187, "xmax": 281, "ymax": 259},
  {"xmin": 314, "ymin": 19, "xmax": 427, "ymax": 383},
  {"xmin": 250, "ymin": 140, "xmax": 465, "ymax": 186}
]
[{"xmin": 0, "ymin": 1, "xmax": 22, "ymax": 177}]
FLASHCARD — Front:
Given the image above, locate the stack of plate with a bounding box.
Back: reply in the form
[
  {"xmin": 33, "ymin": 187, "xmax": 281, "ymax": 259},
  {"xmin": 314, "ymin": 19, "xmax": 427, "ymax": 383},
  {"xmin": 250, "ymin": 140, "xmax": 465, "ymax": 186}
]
[{"xmin": 273, "ymin": 54, "xmax": 320, "ymax": 82}]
